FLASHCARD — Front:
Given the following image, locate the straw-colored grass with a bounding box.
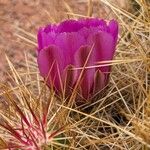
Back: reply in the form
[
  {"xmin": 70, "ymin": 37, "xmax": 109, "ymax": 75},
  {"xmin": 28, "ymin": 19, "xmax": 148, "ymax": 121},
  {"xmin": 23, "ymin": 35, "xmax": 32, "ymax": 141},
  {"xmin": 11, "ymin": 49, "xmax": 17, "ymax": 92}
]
[{"xmin": 0, "ymin": 0, "xmax": 150, "ymax": 149}]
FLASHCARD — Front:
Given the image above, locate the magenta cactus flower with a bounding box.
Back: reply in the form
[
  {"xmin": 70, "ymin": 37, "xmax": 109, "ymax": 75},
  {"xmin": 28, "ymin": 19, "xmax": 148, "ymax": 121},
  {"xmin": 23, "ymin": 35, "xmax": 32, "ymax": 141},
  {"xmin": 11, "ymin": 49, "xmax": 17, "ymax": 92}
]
[{"xmin": 37, "ymin": 18, "xmax": 118, "ymax": 99}]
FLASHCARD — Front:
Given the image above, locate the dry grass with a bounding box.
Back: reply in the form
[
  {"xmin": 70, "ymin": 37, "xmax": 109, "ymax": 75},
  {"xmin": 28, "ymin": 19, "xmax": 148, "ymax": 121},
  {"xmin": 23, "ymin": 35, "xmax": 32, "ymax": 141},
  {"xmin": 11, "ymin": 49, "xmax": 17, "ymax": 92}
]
[{"xmin": 0, "ymin": 0, "xmax": 150, "ymax": 149}]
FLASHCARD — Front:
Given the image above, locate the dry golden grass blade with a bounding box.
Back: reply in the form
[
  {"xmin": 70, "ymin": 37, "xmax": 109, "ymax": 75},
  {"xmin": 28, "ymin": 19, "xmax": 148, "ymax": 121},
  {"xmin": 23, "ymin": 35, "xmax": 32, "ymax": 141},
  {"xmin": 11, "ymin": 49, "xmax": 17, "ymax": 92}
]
[
  {"xmin": 57, "ymin": 104, "xmax": 150, "ymax": 148},
  {"xmin": 15, "ymin": 33, "xmax": 37, "ymax": 47},
  {"xmin": 87, "ymin": 0, "xmax": 93, "ymax": 17},
  {"xmin": 15, "ymin": 27, "xmax": 36, "ymax": 39},
  {"xmin": 0, "ymin": 137, "xmax": 7, "ymax": 149},
  {"xmin": 72, "ymin": 58, "xmax": 149, "ymax": 70},
  {"xmin": 100, "ymin": 0, "xmax": 145, "ymax": 24},
  {"xmin": 65, "ymin": 12, "xmax": 93, "ymax": 18},
  {"xmin": 63, "ymin": 0, "xmax": 76, "ymax": 19},
  {"xmin": 43, "ymin": 9, "xmax": 57, "ymax": 23}
]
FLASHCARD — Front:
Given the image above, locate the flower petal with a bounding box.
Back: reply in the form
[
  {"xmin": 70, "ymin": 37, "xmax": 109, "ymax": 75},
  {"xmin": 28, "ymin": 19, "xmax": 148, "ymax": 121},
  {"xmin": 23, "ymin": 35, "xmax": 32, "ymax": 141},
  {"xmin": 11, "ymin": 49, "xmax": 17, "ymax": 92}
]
[
  {"xmin": 37, "ymin": 45, "xmax": 64, "ymax": 90},
  {"xmin": 108, "ymin": 20, "xmax": 118, "ymax": 43},
  {"xmin": 55, "ymin": 32, "xmax": 86, "ymax": 65},
  {"xmin": 57, "ymin": 20, "xmax": 83, "ymax": 33},
  {"xmin": 74, "ymin": 45, "xmax": 95, "ymax": 99},
  {"xmin": 80, "ymin": 18, "xmax": 107, "ymax": 28},
  {"xmin": 92, "ymin": 32, "xmax": 116, "ymax": 73},
  {"xmin": 38, "ymin": 28, "xmax": 56, "ymax": 51},
  {"xmin": 93, "ymin": 70, "xmax": 106, "ymax": 94},
  {"xmin": 62, "ymin": 65, "xmax": 75, "ymax": 97},
  {"xmin": 56, "ymin": 18, "xmax": 107, "ymax": 33},
  {"xmin": 43, "ymin": 24, "xmax": 57, "ymax": 33}
]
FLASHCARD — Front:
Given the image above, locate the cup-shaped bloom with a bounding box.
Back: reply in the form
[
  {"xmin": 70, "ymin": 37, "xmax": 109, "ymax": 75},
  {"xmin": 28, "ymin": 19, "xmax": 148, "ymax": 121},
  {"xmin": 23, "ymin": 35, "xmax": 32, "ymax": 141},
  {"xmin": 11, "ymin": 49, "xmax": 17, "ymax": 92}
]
[{"xmin": 37, "ymin": 18, "xmax": 118, "ymax": 99}]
